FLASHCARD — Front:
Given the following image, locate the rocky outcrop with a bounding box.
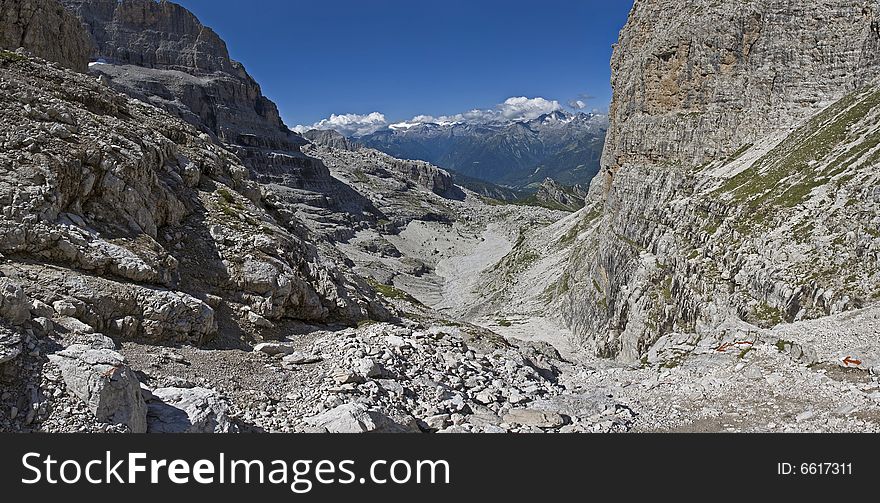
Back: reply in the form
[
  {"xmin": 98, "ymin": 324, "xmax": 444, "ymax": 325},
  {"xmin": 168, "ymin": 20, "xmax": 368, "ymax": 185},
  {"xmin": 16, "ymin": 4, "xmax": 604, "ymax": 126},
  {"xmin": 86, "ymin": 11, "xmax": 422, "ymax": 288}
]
[
  {"xmin": 599, "ymin": 0, "xmax": 880, "ymax": 177},
  {"xmin": 0, "ymin": 277, "xmax": 29, "ymax": 325},
  {"xmin": 48, "ymin": 344, "xmax": 148, "ymax": 432},
  {"xmin": 59, "ymin": 0, "xmax": 400, "ymax": 243},
  {"xmin": 534, "ymin": 178, "xmax": 586, "ymax": 211},
  {"xmin": 0, "ymin": 323, "xmax": 21, "ymax": 365},
  {"xmin": 306, "ymin": 402, "xmax": 420, "ymax": 433},
  {"xmin": 0, "ymin": 0, "xmax": 90, "ymax": 71},
  {"xmin": 0, "ymin": 50, "xmax": 377, "ymax": 340},
  {"xmin": 558, "ymin": 0, "xmax": 880, "ymax": 362},
  {"xmin": 303, "ymin": 129, "xmax": 361, "ymax": 152},
  {"xmin": 302, "ymin": 143, "xmax": 462, "ymax": 230},
  {"xmin": 59, "ymin": 0, "xmax": 320, "ymax": 178},
  {"xmin": 146, "ymin": 387, "xmax": 237, "ymax": 433}
]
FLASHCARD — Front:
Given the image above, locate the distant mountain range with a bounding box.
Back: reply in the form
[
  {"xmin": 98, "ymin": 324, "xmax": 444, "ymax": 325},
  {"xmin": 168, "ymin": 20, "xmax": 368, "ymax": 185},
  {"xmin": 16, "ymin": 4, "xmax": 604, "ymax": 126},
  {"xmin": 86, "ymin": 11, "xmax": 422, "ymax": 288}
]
[{"xmin": 335, "ymin": 110, "xmax": 608, "ymax": 190}]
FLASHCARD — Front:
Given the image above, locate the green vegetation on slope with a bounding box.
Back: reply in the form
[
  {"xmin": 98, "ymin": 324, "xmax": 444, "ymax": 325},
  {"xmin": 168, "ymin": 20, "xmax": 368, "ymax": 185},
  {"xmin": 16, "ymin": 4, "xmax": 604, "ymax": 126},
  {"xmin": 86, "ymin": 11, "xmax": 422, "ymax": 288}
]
[{"xmin": 716, "ymin": 86, "xmax": 880, "ymax": 231}]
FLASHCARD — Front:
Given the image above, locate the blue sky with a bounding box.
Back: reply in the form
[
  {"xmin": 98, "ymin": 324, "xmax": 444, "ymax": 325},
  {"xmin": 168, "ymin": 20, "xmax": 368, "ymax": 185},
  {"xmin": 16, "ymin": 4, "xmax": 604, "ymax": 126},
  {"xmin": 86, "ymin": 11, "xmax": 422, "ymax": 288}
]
[{"xmin": 175, "ymin": 0, "xmax": 633, "ymax": 132}]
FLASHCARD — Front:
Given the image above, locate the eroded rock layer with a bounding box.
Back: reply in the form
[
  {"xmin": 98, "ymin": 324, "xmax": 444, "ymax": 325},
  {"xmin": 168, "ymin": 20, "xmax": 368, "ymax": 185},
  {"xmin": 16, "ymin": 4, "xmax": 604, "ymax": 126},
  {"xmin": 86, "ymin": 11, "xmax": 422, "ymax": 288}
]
[
  {"xmin": 0, "ymin": 0, "xmax": 91, "ymax": 71},
  {"xmin": 558, "ymin": 0, "xmax": 880, "ymax": 361}
]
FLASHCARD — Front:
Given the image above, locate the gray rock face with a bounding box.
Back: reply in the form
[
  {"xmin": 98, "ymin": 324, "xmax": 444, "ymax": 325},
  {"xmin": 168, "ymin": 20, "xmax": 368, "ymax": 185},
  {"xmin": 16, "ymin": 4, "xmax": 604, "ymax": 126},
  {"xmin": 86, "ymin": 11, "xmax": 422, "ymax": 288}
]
[
  {"xmin": 58, "ymin": 0, "xmax": 333, "ymax": 190},
  {"xmin": 252, "ymin": 342, "xmax": 297, "ymax": 356},
  {"xmin": 559, "ymin": 0, "xmax": 880, "ymax": 361},
  {"xmin": 534, "ymin": 178, "xmax": 586, "ymax": 211},
  {"xmin": 0, "ymin": 0, "xmax": 91, "ymax": 71},
  {"xmin": 302, "ymin": 143, "xmax": 463, "ymax": 231},
  {"xmin": 48, "ymin": 344, "xmax": 147, "ymax": 432},
  {"xmin": 304, "ymin": 130, "xmax": 457, "ymax": 197},
  {"xmin": 146, "ymin": 387, "xmax": 237, "ymax": 433},
  {"xmin": 305, "ymin": 402, "xmax": 419, "ymax": 433},
  {"xmin": 303, "ymin": 129, "xmax": 360, "ymax": 152},
  {"xmin": 502, "ymin": 408, "xmax": 566, "ymax": 428},
  {"xmin": 0, "ymin": 49, "xmax": 376, "ymax": 345},
  {"xmin": 0, "ymin": 277, "xmax": 30, "ymax": 325},
  {"xmin": 601, "ymin": 0, "xmax": 880, "ymax": 175},
  {"xmin": 0, "ymin": 323, "xmax": 22, "ymax": 365},
  {"xmin": 62, "ymin": 0, "xmax": 235, "ymax": 74}
]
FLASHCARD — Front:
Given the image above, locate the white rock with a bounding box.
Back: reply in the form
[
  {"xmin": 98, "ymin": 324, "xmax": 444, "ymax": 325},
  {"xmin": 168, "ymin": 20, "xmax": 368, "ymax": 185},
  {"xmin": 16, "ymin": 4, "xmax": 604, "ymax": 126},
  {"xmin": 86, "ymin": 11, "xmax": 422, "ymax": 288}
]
[
  {"xmin": 48, "ymin": 345, "xmax": 147, "ymax": 433},
  {"xmin": 306, "ymin": 403, "xmax": 418, "ymax": 433},
  {"xmin": 423, "ymin": 414, "xmax": 451, "ymax": 430},
  {"xmin": 502, "ymin": 408, "xmax": 566, "ymax": 428},
  {"xmin": 795, "ymin": 410, "xmax": 816, "ymax": 422},
  {"xmin": 253, "ymin": 342, "xmax": 296, "ymax": 356},
  {"xmin": 282, "ymin": 352, "xmax": 323, "ymax": 366},
  {"xmin": 147, "ymin": 387, "xmax": 237, "ymax": 433},
  {"xmin": 247, "ymin": 311, "xmax": 275, "ymax": 328},
  {"xmin": 52, "ymin": 299, "xmax": 78, "ymax": 317}
]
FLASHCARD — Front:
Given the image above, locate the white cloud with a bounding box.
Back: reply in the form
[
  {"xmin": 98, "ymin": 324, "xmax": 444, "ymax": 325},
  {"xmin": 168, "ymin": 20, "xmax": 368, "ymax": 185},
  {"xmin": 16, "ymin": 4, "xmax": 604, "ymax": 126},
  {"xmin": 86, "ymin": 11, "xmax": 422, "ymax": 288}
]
[
  {"xmin": 394, "ymin": 97, "xmax": 563, "ymax": 128},
  {"xmin": 299, "ymin": 96, "xmax": 570, "ymax": 137},
  {"xmin": 497, "ymin": 97, "xmax": 562, "ymax": 120},
  {"xmin": 568, "ymin": 93, "xmax": 596, "ymax": 110},
  {"xmin": 294, "ymin": 112, "xmax": 388, "ymax": 136}
]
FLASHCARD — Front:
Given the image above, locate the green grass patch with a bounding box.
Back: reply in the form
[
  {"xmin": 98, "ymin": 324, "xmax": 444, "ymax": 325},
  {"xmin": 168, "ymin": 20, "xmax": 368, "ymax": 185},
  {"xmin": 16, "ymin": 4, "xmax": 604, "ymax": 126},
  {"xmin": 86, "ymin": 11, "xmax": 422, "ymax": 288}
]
[
  {"xmin": 216, "ymin": 187, "xmax": 236, "ymax": 204},
  {"xmin": 366, "ymin": 278, "xmax": 423, "ymax": 305},
  {"xmin": 0, "ymin": 50, "xmax": 26, "ymax": 63},
  {"xmin": 754, "ymin": 302, "xmax": 785, "ymax": 326},
  {"xmin": 715, "ymin": 86, "xmax": 880, "ymax": 233},
  {"xmin": 775, "ymin": 340, "xmax": 794, "ymax": 352}
]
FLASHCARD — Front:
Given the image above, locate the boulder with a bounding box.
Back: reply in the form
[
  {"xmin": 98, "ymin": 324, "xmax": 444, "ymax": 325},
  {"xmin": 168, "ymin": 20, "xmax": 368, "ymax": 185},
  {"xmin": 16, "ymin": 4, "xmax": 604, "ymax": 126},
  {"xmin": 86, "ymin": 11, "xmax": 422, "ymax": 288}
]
[
  {"xmin": 0, "ymin": 277, "xmax": 30, "ymax": 325},
  {"xmin": 281, "ymin": 352, "xmax": 323, "ymax": 367},
  {"xmin": 502, "ymin": 408, "xmax": 566, "ymax": 429},
  {"xmin": 146, "ymin": 387, "xmax": 237, "ymax": 433},
  {"xmin": 253, "ymin": 342, "xmax": 297, "ymax": 356},
  {"xmin": 48, "ymin": 345, "xmax": 147, "ymax": 432},
  {"xmin": 306, "ymin": 403, "xmax": 419, "ymax": 433}
]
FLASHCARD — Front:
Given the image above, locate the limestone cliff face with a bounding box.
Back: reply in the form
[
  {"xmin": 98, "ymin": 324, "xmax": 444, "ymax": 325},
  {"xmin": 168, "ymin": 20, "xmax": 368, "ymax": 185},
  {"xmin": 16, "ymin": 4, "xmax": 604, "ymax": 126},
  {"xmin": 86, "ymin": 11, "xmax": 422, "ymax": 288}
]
[
  {"xmin": 59, "ymin": 0, "xmax": 321, "ymax": 186},
  {"xmin": 559, "ymin": 0, "xmax": 880, "ymax": 362},
  {"xmin": 599, "ymin": 0, "xmax": 880, "ymax": 179},
  {"xmin": 61, "ymin": 0, "xmax": 236, "ymax": 74},
  {"xmin": 60, "ymin": 0, "xmax": 397, "ymax": 241},
  {"xmin": 0, "ymin": 0, "xmax": 91, "ymax": 71}
]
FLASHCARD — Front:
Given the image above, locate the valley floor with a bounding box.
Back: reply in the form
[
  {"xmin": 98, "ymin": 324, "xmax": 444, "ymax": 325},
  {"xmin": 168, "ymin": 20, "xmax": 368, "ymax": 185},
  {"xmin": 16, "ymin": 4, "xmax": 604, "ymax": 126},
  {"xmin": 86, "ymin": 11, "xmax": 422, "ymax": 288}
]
[
  {"xmin": 355, "ymin": 197, "xmax": 880, "ymax": 433},
  {"xmin": 10, "ymin": 192, "xmax": 880, "ymax": 434}
]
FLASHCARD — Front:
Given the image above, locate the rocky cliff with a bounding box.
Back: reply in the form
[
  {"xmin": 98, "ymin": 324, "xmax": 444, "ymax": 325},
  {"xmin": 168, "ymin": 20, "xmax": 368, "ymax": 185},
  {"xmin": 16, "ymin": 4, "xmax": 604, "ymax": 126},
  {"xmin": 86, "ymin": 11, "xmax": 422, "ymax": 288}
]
[
  {"xmin": 0, "ymin": 0, "xmax": 91, "ymax": 71},
  {"xmin": 303, "ymin": 129, "xmax": 361, "ymax": 152},
  {"xmin": 0, "ymin": 50, "xmax": 381, "ymax": 340},
  {"xmin": 61, "ymin": 1, "xmax": 404, "ymax": 248},
  {"xmin": 534, "ymin": 179, "xmax": 586, "ymax": 212},
  {"xmin": 58, "ymin": 0, "xmax": 335, "ymax": 189},
  {"xmin": 557, "ymin": 0, "xmax": 880, "ymax": 362}
]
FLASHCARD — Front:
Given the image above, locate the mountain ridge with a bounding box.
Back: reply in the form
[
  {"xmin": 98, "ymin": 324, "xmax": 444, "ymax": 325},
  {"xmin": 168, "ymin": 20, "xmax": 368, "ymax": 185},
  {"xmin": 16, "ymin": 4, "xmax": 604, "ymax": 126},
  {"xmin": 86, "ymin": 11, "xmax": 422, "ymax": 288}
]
[{"xmin": 350, "ymin": 109, "xmax": 608, "ymax": 189}]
